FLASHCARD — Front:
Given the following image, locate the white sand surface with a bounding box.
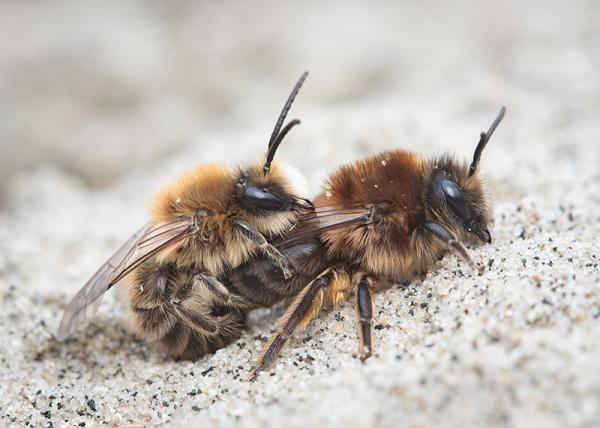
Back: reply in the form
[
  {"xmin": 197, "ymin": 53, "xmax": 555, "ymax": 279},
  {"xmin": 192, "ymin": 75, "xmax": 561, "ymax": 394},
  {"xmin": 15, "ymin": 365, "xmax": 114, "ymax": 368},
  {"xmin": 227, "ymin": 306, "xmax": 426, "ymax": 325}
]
[{"xmin": 1, "ymin": 1, "xmax": 599, "ymax": 427}]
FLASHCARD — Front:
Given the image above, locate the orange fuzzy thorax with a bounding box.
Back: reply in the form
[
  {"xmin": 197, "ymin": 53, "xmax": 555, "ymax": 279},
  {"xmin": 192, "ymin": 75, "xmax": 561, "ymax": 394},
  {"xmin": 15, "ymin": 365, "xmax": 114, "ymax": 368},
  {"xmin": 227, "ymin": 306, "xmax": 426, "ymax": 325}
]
[
  {"xmin": 313, "ymin": 150, "xmax": 436, "ymax": 280},
  {"xmin": 151, "ymin": 164, "xmax": 237, "ymax": 223},
  {"xmin": 318, "ymin": 150, "xmax": 425, "ymax": 213},
  {"xmin": 317, "ymin": 150, "xmax": 426, "ymax": 246}
]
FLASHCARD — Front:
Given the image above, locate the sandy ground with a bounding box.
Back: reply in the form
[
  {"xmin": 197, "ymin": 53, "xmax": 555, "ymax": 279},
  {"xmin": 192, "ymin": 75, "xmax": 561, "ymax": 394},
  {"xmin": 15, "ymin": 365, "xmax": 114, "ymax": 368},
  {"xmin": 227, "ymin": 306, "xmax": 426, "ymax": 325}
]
[{"xmin": 1, "ymin": 1, "xmax": 599, "ymax": 427}]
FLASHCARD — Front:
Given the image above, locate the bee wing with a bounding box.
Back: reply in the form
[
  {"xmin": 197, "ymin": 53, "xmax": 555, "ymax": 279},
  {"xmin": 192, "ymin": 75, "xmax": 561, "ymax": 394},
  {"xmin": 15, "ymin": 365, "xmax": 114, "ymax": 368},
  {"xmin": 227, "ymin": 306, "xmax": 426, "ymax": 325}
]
[
  {"xmin": 56, "ymin": 217, "xmax": 194, "ymax": 341},
  {"xmin": 277, "ymin": 206, "xmax": 370, "ymax": 248}
]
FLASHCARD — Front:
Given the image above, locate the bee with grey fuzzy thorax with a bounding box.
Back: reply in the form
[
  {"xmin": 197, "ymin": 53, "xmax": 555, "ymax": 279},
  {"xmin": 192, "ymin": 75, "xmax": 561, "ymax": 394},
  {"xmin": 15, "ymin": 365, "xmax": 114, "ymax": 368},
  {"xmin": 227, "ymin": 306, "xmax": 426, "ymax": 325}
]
[
  {"xmin": 57, "ymin": 72, "xmax": 317, "ymax": 359},
  {"xmin": 221, "ymin": 107, "xmax": 506, "ymax": 379}
]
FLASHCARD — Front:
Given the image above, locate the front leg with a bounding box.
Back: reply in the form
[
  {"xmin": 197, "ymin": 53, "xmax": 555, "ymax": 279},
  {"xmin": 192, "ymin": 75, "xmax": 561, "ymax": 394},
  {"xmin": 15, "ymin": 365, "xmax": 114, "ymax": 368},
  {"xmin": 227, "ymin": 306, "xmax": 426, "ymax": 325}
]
[
  {"xmin": 233, "ymin": 219, "xmax": 293, "ymax": 279},
  {"xmin": 423, "ymin": 221, "xmax": 484, "ymax": 275}
]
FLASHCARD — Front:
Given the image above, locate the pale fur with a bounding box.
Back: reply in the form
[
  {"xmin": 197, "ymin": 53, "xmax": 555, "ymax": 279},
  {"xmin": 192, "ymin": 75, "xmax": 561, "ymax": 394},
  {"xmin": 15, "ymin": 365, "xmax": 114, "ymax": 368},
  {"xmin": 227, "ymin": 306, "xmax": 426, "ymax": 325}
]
[
  {"xmin": 149, "ymin": 159, "xmax": 308, "ymax": 276},
  {"xmin": 126, "ymin": 158, "xmax": 310, "ymax": 359}
]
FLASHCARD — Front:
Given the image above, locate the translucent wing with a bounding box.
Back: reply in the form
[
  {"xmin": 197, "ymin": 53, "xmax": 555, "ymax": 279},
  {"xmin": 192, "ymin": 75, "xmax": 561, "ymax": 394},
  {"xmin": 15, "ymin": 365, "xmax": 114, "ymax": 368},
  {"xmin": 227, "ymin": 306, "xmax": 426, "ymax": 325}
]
[
  {"xmin": 276, "ymin": 206, "xmax": 371, "ymax": 249},
  {"xmin": 57, "ymin": 217, "xmax": 194, "ymax": 341}
]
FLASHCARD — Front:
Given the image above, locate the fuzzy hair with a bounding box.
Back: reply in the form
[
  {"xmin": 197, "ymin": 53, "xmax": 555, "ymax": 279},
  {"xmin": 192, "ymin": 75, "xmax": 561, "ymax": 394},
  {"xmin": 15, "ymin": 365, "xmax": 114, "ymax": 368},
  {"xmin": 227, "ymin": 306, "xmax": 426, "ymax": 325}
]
[
  {"xmin": 315, "ymin": 149, "xmax": 493, "ymax": 282},
  {"xmin": 147, "ymin": 159, "xmax": 309, "ymax": 276}
]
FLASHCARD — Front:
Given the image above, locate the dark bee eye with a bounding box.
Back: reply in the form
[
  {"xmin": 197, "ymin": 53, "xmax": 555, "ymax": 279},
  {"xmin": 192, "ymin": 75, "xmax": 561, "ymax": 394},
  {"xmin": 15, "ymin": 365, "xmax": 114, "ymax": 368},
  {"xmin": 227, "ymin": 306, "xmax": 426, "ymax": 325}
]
[
  {"xmin": 244, "ymin": 185, "xmax": 284, "ymax": 211},
  {"xmin": 441, "ymin": 179, "xmax": 471, "ymax": 220}
]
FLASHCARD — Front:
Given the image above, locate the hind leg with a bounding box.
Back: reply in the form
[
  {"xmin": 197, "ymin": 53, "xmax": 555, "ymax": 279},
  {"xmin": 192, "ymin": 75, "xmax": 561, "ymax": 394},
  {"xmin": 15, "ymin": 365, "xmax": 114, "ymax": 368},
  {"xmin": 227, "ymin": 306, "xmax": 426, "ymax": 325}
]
[
  {"xmin": 179, "ymin": 311, "xmax": 246, "ymax": 360},
  {"xmin": 129, "ymin": 262, "xmax": 248, "ymax": 359},
  {"xmin": 170, "ymin": 274, "xmax": 248, "ymax": 360},
  {"xmin": 127, "ymin": 262, "xmax": 189, "ymax": 355},
  {"xmin": 251, "ymin": 265, "xmax": 351, "ymax": 378}
]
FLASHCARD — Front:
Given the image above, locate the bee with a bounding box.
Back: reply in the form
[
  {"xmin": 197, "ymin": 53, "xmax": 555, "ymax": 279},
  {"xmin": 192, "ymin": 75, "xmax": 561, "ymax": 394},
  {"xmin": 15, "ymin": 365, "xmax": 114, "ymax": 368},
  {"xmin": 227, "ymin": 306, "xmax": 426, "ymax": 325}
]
[
  {"xmin": 57, "ymin": 72, "xmax": 316, "ymax": 359},
  {"xmin": 223, "ymin": 107, "xmax": 507, "ymax": 379}
]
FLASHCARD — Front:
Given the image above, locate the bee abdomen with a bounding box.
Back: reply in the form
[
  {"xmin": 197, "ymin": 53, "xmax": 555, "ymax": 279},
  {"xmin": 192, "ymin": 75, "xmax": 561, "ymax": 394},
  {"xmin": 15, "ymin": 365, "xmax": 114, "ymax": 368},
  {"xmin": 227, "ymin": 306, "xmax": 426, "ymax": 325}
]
[
  {"xmin": 130, "ymin": 261, "xmax": 246, "ymax": 360},
  {"xmin": 159, "ymin": 320, "xmax": 190, "ymax": 356},
  {"xmin": 131, "ymin": 305, "xmax": 178, "ymax": 342},
  {"xmin": 177, "ymin": 312, "xmax": 245, "ymax": 360},
  {"xmin": 224, "ymin": 262, "xmax": 291, "ymax": 307},
  {"xmin": 225, "ymin": 240, "xmax": 329, "ymax": 308}
]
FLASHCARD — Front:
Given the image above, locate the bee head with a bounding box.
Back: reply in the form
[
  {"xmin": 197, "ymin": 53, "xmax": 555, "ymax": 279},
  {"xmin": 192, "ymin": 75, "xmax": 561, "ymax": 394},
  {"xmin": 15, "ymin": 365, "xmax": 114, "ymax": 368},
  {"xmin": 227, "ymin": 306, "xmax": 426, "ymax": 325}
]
[
  {"xmin": 427, "ymin": 163, "xmax": 493, "ymax": 243},
  {"xmin": 235, "ymin": 161, "xmax": 311, "ymax": 214},
  {"xmin": 235, "ymin": 71, "xmax": 312, "ymax": 215},
  {"xmin": 426, "ymin": 107, "xmax": 505, "ymax": 244}
]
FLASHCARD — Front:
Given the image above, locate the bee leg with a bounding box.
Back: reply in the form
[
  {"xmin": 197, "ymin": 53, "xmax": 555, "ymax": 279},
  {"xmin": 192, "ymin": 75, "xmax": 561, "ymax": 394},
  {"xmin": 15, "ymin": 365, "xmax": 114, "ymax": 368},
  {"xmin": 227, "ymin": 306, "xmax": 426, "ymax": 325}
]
[
  {"xmin": 170, "ymin": 296, "xmax": 219, "ymax": 338},
  {"xmin": 250, "ymin": 269, "xmax": 336, "ymax": 380},
  {"xmin": 169, "ymin": 272, "xmax": 249, "ymax": 337},
  {"xmin": 194, "ymin": 273, "xmax": 231, "ymax": 301},
  {"xmin": 169, "ymin": 304, "xmax": 243, "ymax": 360},
  {"xmin": 354, "ymin": 274, "xmax": 374, "ymax": 362},
  {"xmin": 180, "ymin": 312, "xmax": 246, "ymax": 360},
  {"xmin": 232, "ymin": 219, "xmax": 294, "ymax": 279},
  {"xmin": 423, "ymin": 221, "xmax": 484, "ymax": 275},
  {"xmin": 194, "ymin": 272, "xmax": 251, "ymax": 309}
]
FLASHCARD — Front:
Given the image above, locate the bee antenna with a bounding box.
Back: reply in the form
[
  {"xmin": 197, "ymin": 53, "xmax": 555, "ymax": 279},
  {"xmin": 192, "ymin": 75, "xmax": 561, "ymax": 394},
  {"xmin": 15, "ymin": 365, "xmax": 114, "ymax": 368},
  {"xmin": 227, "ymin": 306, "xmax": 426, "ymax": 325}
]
[
  {"xmin": 267, "ymin": 71, "xmax": 309, "ymax": 150},
  {"xmin": 263, "ymin": 119, "xmax": 301, "ymax": 175},
  {"xmin": 262, "ymin": 71, "xmax": 308, "ymax": 175},
  {"xmin": 469, "ymin": 106, "xmax": 506, "ymax": 177}
]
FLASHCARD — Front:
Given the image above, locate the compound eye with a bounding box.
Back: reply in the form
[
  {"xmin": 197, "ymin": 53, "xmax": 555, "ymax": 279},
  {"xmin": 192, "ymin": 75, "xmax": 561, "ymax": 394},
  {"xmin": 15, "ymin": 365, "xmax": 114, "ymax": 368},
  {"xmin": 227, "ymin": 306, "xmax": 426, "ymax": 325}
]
[
  {"xmin": 244, "ymin": 185, "xmax": 284, "ymax": 211},
  {"xmin": 441, "ymin": 179, "xmax": 471, "ymax": 220}
]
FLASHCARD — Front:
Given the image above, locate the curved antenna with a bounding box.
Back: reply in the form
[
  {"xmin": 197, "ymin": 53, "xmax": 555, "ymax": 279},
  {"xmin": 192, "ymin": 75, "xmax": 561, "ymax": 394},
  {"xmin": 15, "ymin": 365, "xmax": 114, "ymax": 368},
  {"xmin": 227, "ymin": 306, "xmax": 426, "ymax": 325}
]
[
  {"xmin": 262, "ymin": 71, "xmax": 309, "ymax": 175},
  {"xmin": 263, "ymin": 119, "xmax": 301, "ymax": 174},
  {"xmin": 469, "ymin": 106, "xmax": 506, "ymax": 177},
  {"xmin": 267, "ymin": 71, "xmax": 309, "ymax": 150}
]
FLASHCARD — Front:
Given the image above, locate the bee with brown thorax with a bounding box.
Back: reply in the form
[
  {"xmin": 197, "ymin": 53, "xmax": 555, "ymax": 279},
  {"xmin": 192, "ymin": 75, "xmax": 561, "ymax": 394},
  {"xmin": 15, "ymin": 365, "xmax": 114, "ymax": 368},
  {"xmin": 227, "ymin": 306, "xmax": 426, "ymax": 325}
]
[
  {"xmin": 57, "ymin": 72, "xmax": 317, "ymax": 359},
  {"xmin": 222, "ymin": 107, "xmax": 506, "ymax": 378}
]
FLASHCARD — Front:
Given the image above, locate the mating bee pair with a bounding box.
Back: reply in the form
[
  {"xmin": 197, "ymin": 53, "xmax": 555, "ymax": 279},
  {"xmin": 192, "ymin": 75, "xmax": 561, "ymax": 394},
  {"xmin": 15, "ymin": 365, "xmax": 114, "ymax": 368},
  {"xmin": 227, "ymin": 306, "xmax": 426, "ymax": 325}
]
[{"xmin": 57, "ymin": 72, "xmax": 506, "ymax": 379}]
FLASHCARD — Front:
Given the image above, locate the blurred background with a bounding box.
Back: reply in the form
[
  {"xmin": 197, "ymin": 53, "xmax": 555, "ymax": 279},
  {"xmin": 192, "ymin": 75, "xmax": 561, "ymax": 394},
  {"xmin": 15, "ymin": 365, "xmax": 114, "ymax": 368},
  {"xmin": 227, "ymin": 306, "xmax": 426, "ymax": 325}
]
[{"xmin": 1, "ymin": 0, "xmax": 598, "ymax": 201}]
